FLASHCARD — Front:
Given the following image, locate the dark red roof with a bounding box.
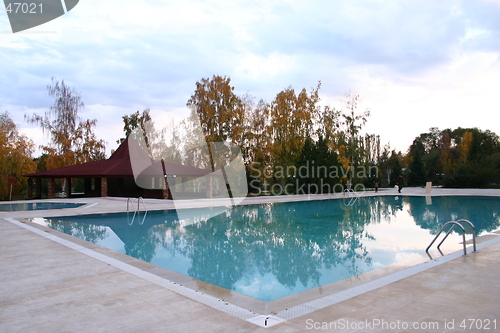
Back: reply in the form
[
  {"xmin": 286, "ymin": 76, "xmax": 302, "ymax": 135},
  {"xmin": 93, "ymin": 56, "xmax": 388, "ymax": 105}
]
[{"xmin": 25, "ymin": 137, "xmax": 214, "ymax": 178}]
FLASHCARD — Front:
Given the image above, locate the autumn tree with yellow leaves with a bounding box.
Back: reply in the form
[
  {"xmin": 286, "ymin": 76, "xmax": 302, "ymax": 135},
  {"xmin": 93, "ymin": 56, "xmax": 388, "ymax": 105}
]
[
  {"xmin": 186, "ymin": 75, "xmax": 246, "ymax": 171},
  {"xmin": 266, "ymin": 83, "xmax": 321, "ymax": 184},
  {"xmin": 0, "ymin": 112, "xmax": 36, "ymax": 200},
  {"xmin": 186, "ymin": 76, "xmax": 381, "ymax": 193}
]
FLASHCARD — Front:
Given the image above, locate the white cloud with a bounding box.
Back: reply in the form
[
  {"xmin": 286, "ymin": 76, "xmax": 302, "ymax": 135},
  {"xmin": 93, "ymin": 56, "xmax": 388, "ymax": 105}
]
[
  {"xmin": 359, "ymin": 49, "xmax": 500, "ymax": 151},
  {"xmin": 236, "ymin": 52, "xmax": 296, "ymax": 79},
  {"xmin": 2, "ymin": 0, "xmax": 500, "ymax": 156}
]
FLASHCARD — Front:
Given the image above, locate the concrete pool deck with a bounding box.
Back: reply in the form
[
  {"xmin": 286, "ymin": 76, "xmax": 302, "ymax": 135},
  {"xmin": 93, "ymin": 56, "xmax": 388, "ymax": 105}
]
[{"xmin": 1, "ymin": 188, "xmax": 500, "ymax": 332}]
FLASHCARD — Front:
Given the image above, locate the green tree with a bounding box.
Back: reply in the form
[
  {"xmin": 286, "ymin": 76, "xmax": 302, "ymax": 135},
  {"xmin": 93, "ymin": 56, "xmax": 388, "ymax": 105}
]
[
  {"xmin": 295, "ymin": 135, "xmax": 340, "ymax": 194},
  {"xmin": 409, "ymin": 127, "xmax": 500, "ymax": 188},
  {"xmin": 118, "ymin": 109, "xmax": 152, "ymax": 144},
  {"xmin": 295, "ymin": 136, "xmax": 316, "ymax": 192},
  {"xmin": 407, "ymin": 139, "xmax": 427, "ymax": 186},
  {"xmin": 468, "ymin": 128, "xmax": 500, "ymax": 161},
  {"xmin": 388, "ymin": 150, "xmax": 403, "ymax": 186},
  {"xmin": 442, "ymin": 128, "xmax": 500, "ymax": 188},
  {"xmin": 378, "ymin": 146, "xmax": 403, "ymax": 187},
  {"xmin": 439, "ymin": 130, "xmax": 454, "ymax": 174}
]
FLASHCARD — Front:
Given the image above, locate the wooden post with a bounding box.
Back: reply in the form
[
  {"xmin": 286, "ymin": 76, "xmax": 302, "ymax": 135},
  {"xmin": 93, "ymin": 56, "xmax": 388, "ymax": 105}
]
[
  {"xmin": 65, "ymin": 178, "xmax": 71, "ymax": 198},
  {"xmin": 206, "ymin": 176, "xmax": 213, "ymax": 198},
  {"xmin": 100, "ymin": 177, "xmax": 108, "ymax": 197},
  {"xmin": 161, "ymin": 160, "xmax": 171, "ymax": 200},
  {"xmin": 163, "ymin": 176, "xmax": 171, "ymax": 200},
  {"xmin": 35, "ymin": 179, "xmax": 42, "ymax": 199},
  {"xmin": 28, "ymin": 178, "xmax": 33, "ymax": 200},
  {"xmin": 48, "ymin": 178, "xmax": 56, "ymax": 199}
]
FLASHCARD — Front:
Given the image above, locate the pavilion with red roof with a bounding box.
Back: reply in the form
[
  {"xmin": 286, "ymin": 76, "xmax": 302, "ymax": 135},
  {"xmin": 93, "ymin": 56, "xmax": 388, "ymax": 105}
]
[{"xmin": 24, "ymin": 137, "xmax": 215, "ymax": 200}]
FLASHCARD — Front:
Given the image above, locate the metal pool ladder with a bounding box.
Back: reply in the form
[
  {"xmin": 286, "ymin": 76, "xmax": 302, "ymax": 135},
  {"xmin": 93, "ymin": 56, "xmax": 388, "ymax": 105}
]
[
  {"xmin": 343, "ymin": 188, "xmax": 358, "ymax": 207},
  {"xmin": 425, "ymin": 219, "xmax": 476, "ymax": 256},
  {"xmin": 127, "ymin": 197, "xmax": 148, "ymax": 225}
]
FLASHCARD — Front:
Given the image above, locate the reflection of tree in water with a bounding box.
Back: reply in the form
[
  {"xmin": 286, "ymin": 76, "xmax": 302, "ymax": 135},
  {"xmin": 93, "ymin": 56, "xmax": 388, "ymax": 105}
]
[
  {"xmin": 45, "ymin": 212, "xmax": 178, "ymax": 262},
  {"xmin": 105, "ymin": 212, "xmax": 179, "ymax": 262},
  {"xmin": 44, "ymin": 196, "xmax": 500, "ymax": 298},
  {"xmin": 406, "ymin": 196, "xmax": 500, "ymax": 235},
  {"xmin": 45, "ymin": 219, "xmax": 108, "ymax": 244},
  {"xmin": 166, "ymin": 199, "xmax": 387, "ymax": 293},
  {"xmin": 121, "ymin": 225, "xmax": 164, "ymax": 262},
  {"xmin": 116, "ymin": 210, "xmax": 228, "ymax": 262}
]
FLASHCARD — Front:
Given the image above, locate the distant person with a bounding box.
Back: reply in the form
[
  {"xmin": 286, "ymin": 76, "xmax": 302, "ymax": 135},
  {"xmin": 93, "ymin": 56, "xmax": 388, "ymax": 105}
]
[
  {"xmin": 374, "ymin": 181, "xmax": 379, "ymax": 193},
  {"xmin": 397, "ymin": 175, "xmax": 403, "ymax": 193}
]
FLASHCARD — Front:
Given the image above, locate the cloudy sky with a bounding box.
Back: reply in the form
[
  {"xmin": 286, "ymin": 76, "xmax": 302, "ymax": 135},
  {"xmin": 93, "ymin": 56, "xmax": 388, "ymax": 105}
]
[{"xmin": 1, "ymin": 0, "xmax": 500, "ymax": 156}]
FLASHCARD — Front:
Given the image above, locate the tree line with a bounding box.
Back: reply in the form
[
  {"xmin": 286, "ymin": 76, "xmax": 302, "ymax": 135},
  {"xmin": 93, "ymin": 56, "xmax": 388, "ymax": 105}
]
[
  {"xmin": 1, "ymin": 75, "xmax": 499, "ymax": 199},
  {"xmin": 406, "ymin": 127, "xmax": 500, "ymax": 188},
  {"xmin": 185, "ymin": 76, "xmax": 500, "ymax": 192}
]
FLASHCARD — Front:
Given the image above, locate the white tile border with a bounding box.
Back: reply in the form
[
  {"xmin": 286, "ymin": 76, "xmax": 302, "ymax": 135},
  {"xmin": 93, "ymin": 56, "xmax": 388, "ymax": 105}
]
[{"xmin": 4, "ymin": 218, "xmax": 259, "ymax": 322}]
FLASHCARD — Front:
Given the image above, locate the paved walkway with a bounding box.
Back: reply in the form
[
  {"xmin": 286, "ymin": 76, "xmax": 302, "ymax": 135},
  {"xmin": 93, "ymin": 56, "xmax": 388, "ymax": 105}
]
[{"xmin": 1, "ymin": 188, "xmax": 500, "ymax": 332}]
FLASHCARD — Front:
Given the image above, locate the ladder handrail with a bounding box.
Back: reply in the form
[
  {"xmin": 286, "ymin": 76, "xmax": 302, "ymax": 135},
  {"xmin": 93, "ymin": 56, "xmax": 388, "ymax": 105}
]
[
  {"xmin": 127, "ymin": 197, "xmax": 148, "ymax": 225},
  {"xmin": 342, "ymin": 188, "xmax": 359, "ymax": 207},
  {"xmin": 343, "ymin": 188, "xmax": 355, "ymax": 195},
  {"xmin": 137, "ymin": 197, "xmax": 147, "ymax": 212},
  {"xmin": 127, "ymin": 197, "xmax": 132, "ymax": 213},
  {"xmin": 456, "ymin": 219, "xmax": 476, "ymax": 252},
  {"xmin": 344, "ymin": 195, "xmax": 358, "ymax": 207},
  {"xmin": 436, "ymin": 221, "xmax": 466, "ymax": 255},
  {"xmin": 425, "ymin": 220, "xmax": 476, "ymax": 256},
  {"xmin": 136, "ymin": 197, "xmax": 147, "ymax": 225}
]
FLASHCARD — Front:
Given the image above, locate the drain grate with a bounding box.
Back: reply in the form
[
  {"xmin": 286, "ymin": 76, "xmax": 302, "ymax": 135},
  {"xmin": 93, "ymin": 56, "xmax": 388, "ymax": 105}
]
[{"xmin": 246, "ymin": 315, "xmax": 285, "ymax": 328}]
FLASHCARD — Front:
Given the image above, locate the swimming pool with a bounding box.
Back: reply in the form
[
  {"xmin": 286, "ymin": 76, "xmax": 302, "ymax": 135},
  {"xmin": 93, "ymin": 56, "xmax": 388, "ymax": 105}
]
[
  {"xmin": 0, "ymin": 202, "xmax": 85, "ymax": 212},
  {"xmin": 34, "ymin": 196, "xmax": 500, "ymax": 301}
]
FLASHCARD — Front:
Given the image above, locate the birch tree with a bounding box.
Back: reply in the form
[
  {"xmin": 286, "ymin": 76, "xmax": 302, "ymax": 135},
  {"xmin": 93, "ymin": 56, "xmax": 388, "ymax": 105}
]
[
  {"xmin": 186, "ymin": 75, "xmax": 245, "ymax": 170},
  {"xmin": 266, "ymin": 82, "xmax": 321, "ymax": 179},
  {"xmin": 25, "ymin": 77, "xmax": 106, "ymax": 170}
]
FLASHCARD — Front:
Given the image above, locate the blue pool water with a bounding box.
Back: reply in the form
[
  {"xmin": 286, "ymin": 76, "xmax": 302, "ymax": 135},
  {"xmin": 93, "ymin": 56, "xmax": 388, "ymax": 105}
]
[
  {"xmin": 0, "ymin": 202, "xmax": 84, "ymax": 211},
  {"xmin": 36, "ymin": 196, "xmax": 500, "ymax": 301}
]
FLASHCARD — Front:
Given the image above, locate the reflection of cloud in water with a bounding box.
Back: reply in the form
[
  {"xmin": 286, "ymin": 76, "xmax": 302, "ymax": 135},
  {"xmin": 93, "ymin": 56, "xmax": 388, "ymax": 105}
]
[
  {"xmin": 363, "ymin": 203, "xmax": 465, "ymax": 257},
  {"xmin": 173, "ymin": 206, "xmax": 231, "ymax": 228},
  {"xmin": 151, "ymin": 247, "xmax": 192, "ymax": 276},
  {"xmin": 366, "ymin": 248, "xmax": 423, "ymax": 270},
  {"xmin": 235, "ymin": 274, "xmax": 285, "ymax": 299},
  {"xmin": 96, "ymin": 229, "xmax": 125, "ymax": 253}
]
